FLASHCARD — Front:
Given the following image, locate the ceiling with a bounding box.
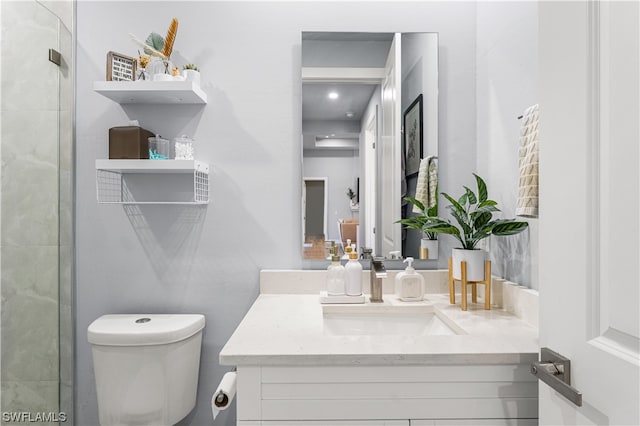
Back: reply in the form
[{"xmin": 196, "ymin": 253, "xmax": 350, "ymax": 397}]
[
  {"xmin": 301, "ymin": 82, "xmax": 377, "ymax": 151},
  {"xmin": 301, "ymin": 32, "xmax": 391, "ymax": 152},
  {"xmin": 302, "ymin": 82, "xmax": 377, "ymax": 123}
]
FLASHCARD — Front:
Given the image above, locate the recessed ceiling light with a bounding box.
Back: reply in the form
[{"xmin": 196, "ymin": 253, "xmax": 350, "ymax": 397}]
[
  {"xmin": 345, "ymin": 111, "xmax": 355, "ymax": 118},
  {"xmin": 328, "ymin": 92, "xmax": 339, "ymax": 100}
]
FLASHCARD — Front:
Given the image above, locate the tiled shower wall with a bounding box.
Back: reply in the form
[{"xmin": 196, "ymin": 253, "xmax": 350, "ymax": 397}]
[{"xmin": 0, "ymin": 1, "xmax": 73, "ymax": 424}]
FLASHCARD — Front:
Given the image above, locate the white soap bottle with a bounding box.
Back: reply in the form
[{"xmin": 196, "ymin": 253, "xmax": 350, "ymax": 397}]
[
  {"xmin": 327, "ymin": 252, "xmax": 346, "ymax": 296},
  {"xmin": 395, "ymin": 257, "xmax": 425, "ymax": 301},
  {"xmin": 345, "ymin": 251, "xmax": 363, "ymax": 296}
]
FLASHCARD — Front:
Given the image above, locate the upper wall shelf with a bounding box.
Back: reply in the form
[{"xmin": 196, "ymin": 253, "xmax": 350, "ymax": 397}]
[{"xmin": 93, "ymin": 80, "xmax": 207, "ymax": 104}]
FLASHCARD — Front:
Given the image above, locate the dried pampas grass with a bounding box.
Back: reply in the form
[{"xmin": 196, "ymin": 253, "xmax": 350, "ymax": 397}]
[{"xmin": 163, "ymin": 18, "xmax": 178, "ymax": 58}]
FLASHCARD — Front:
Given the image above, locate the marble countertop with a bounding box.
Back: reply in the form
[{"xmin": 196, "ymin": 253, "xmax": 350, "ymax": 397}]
[{"xmin": 219, "ymin": 293, "xmax": 539, "ymax": 366}]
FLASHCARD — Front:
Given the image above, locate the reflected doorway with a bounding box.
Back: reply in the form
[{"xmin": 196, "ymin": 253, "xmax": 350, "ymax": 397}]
[{"xmin": 302, "ymin": 177, "xmax": 328, "ymax": 259}]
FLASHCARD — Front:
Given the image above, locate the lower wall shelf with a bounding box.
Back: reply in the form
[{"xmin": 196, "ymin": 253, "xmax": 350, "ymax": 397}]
[{"xmin": 95, "ymin": 159, "xmax": 209, "ymax": 205}]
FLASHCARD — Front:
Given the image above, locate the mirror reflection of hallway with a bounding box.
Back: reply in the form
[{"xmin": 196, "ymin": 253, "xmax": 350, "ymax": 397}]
[{"xmin": 303, "ymin": 177, "xmax": 328, "ymax": 259}]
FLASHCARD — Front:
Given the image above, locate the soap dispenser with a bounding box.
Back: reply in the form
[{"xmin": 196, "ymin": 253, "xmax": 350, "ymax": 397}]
[
  {"xmin": 327, "ymin": 244, "xmax": 346, "ymax": 296},
  {"xmin": 395, "ymin": 257, "xmax": 425, "ymax": 301},
  {"xmin": 342, "ymin": 239, "xmax": 352, "ymax": 260},
  {"xmin": 345, "ymin": 251, "xmax": 363, "ymax": 296}
]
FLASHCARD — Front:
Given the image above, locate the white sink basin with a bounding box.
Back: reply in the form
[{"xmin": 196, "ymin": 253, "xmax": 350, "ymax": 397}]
[{"xmin": 322, "ymin": 303, "xmax": 464, "ymax": 336}]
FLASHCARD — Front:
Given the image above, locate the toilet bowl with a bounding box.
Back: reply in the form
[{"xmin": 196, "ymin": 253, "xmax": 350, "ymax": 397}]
[{"xmin": 88, "ymin": 314, "xmax": 205, "ymax": 426}]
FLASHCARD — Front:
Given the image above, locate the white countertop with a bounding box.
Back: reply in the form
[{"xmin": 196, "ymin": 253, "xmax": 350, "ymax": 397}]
[{"xmin": 219, "ymin": 293, "xmax": 539, "ymax": 366}]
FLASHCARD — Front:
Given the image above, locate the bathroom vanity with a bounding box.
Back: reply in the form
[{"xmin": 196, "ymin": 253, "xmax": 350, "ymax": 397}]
[{"xmin": 220, "ymin": 271, "xmax": 539, "ymax": 426}]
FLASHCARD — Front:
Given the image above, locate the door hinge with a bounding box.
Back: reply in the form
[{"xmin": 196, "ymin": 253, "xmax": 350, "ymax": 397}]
[{"xmin": 49, "ymin": 49, "xmax": 61, "ymax": 66}]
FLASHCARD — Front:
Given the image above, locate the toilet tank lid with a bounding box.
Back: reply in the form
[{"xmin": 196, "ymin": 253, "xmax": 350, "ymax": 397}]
[{"xmin": 87, "ymin": 314, "xmax": 205, "ymax": 346}]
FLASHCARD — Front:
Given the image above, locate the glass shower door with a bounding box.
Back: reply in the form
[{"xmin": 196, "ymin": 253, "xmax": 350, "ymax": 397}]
[{"xmin": 1, "ymin": 1, "xmax": 74, "ymax": 424}]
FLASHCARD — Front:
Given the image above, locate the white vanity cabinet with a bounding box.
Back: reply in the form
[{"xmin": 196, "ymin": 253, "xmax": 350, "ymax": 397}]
[
  {"xmin": 221, "ymin": 293, "xmax": 539, "ymax": 426},
  {"xmin": 235, "ymin": 364, "xmax": 537, "ymax": 426}
]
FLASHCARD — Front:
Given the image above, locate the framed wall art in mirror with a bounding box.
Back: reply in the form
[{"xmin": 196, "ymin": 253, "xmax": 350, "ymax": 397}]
[{"xmin": 403, "ymin": 94, "xmax": 423, "ymax": 177}]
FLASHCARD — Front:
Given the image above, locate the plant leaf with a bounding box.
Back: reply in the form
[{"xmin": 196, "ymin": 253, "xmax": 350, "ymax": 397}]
[
  {"xmin": 474, "ymin": 173, "xmax": 488, "ymax": 203},
  {"xmin": 458, "ymin": 192, "xmax": 468, "ymax": 206},
  {"xmin": 403, "ymin": 196, "xmax": 425, "ymax": 212},
  {"xmin": 472, "ymin": 204, "xmax": 500, "ymax": 216},
  {"xmin": 478, "ymin": 199, "xmax": 498, "ymax": 208},
  {"xmin": 442, "ymin": 192, "xmax": 465, "ymax": 216},
  {"xmin": 423, "ymin": 222, "xmax": 461, "ymax": 236},
  {"xmin": 491, "ymin": 220, "xmax": 529, "ymax": 236},
  {"xmin": 145, "ymin": 32, "xmax": 165, "ymax": 54},
  {"xmin": 463, "ymin": 186, "xmax": 477, "ymax": 205},
  {"xmin": 473, "ymin": 211, "xmax": 492, "ymax": 229},
  {"xmin": 397, "ymin": 217, "xmax": 427, "ymax": 230},
  {"xmin": 451, "ymin": 210, "xmax": 472, "ymax": 235},
  {"xmin": 130, "ymin": 33, "xmax": 167, "ymax": 59}
]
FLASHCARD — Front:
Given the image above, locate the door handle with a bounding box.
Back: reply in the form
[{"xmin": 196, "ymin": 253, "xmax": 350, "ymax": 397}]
[{"xmin": 531, "ymin": 347, "xmax": 583, "ymax": 407}]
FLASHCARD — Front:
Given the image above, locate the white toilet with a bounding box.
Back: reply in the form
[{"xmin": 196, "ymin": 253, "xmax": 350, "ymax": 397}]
[{"xmin": 88, "ymin": 314, "xmax": 205, "ymax": 426}]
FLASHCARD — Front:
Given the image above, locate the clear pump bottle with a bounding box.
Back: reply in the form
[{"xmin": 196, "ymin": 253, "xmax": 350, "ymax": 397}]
[{"xmin": 327, "ymin": 245, "xmax": 346, "ymax": 296}]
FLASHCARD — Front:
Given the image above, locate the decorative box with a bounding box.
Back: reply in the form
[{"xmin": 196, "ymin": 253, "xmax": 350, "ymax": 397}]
[{"xmin": 108, "ymin": 126, "xmax": 155, "ymax": 159}]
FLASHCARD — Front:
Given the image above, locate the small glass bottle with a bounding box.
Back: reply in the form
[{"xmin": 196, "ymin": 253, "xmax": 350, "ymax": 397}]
[
  {"xmin": 327, "ymin": 251, "xmax": 346, "ymax": 296},
  {"xmin": 341, "ymin": 239, "xmax": 352, "ymax": 260}
]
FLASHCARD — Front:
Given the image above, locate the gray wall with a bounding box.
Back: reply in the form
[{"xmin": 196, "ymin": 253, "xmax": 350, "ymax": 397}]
[
  {"xmin": 75, "ymin": 2, "xmax": 478, "ymax": 425},
  {"xmin": 475, "ymin": 0, "xmax": 538, "ymax": 289}
]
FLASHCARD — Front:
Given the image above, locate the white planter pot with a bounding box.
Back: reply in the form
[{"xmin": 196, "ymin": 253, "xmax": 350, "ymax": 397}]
[
  {"xmin": 182, "ymin": 69, "xmax": 200, "ymax": 86},
  {"xmin": 452, "ymin": 248, "xmax": 487, "ymax": 281},
  {"xmin": 420, "ymin": 238, "xmax": 438, "ymax": 260}
]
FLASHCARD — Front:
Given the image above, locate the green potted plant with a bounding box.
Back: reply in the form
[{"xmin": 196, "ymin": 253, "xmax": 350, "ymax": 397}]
[
  {"xmin": 346, "ymin": 187, "xmax": 358, "ymax": 211},
  {"xmin": 398, "ymin": 197, "xmax": 439, "ymax": 260},
  {"xmin": 182, "ymin": 64, "xmax": 200, "ymax": 86},
  {"xmin": 422, "ymin": 173, "xmax": 528, "ymax": 280}
]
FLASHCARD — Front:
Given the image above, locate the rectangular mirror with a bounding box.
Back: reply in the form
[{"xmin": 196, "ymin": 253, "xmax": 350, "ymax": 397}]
[{"xmin": 301, "ymin": 32, "xmax": 439, "ymax": 266}]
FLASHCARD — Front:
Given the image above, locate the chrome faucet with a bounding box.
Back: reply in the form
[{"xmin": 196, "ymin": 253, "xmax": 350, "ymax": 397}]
[{"xmin": 370, "ymin": 257, "xmax": 387, "ymax": 303}]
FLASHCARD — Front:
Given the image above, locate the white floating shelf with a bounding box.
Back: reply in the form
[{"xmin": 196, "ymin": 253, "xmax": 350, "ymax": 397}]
[
  {"xmin": 95, "ymin": 159, "xmax": 209, "ymax": 174},
  {"xmin": 93, "ymin": 80, "xmax": 207, "ymax": 104}
]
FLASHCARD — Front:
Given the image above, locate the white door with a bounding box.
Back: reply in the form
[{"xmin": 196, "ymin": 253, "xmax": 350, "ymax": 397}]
[
  {"xmin": 363, "ymin": 106, "xmax": 378, "ymax": 250},
  {"xmin": 539, "ymin": 1, "xmax": 639, "ymax": 425},
  {"xmin": 380, "ymin": 33, "xmax": 402, "ymax": 258}
]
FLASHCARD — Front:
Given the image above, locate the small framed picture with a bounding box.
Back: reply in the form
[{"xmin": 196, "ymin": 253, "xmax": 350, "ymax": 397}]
[
  {"xmin": 403, "ymin": 94, "xmax": 423, "ymax": 177},
  {"xmin": 106, "ymin": 51, "xmax": 136, "ymax": 81}
]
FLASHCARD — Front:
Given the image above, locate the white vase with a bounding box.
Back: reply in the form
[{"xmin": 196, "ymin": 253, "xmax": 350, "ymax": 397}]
[
  {"xmin": 452, "ymin": 248, "xmax": 487, "ymax": 281},
  {"xmin": 420, "ymin": 238, "xmax": 438, "ymax": 260},
  {"xmin": 182, "ymin": 69, "xmax": 200, "ymax": 86}
]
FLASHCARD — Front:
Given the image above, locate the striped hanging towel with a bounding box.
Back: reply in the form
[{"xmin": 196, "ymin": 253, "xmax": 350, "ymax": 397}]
[
  {"xmin": 413, "ymin": 156, "xmax": 432, "ymax": 213},
  {"xmin": 427, "ymin": 156, "xmax": 438, "ymax": 209},
  {"xmin": 516, "ymin": 104, "xmax": 539, "ymax": 217}
]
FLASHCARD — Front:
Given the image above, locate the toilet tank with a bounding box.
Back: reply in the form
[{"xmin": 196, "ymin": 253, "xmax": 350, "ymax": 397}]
[{"xmin": 88, "ymin": 314, "xmax": 205, "ymax": 426}]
